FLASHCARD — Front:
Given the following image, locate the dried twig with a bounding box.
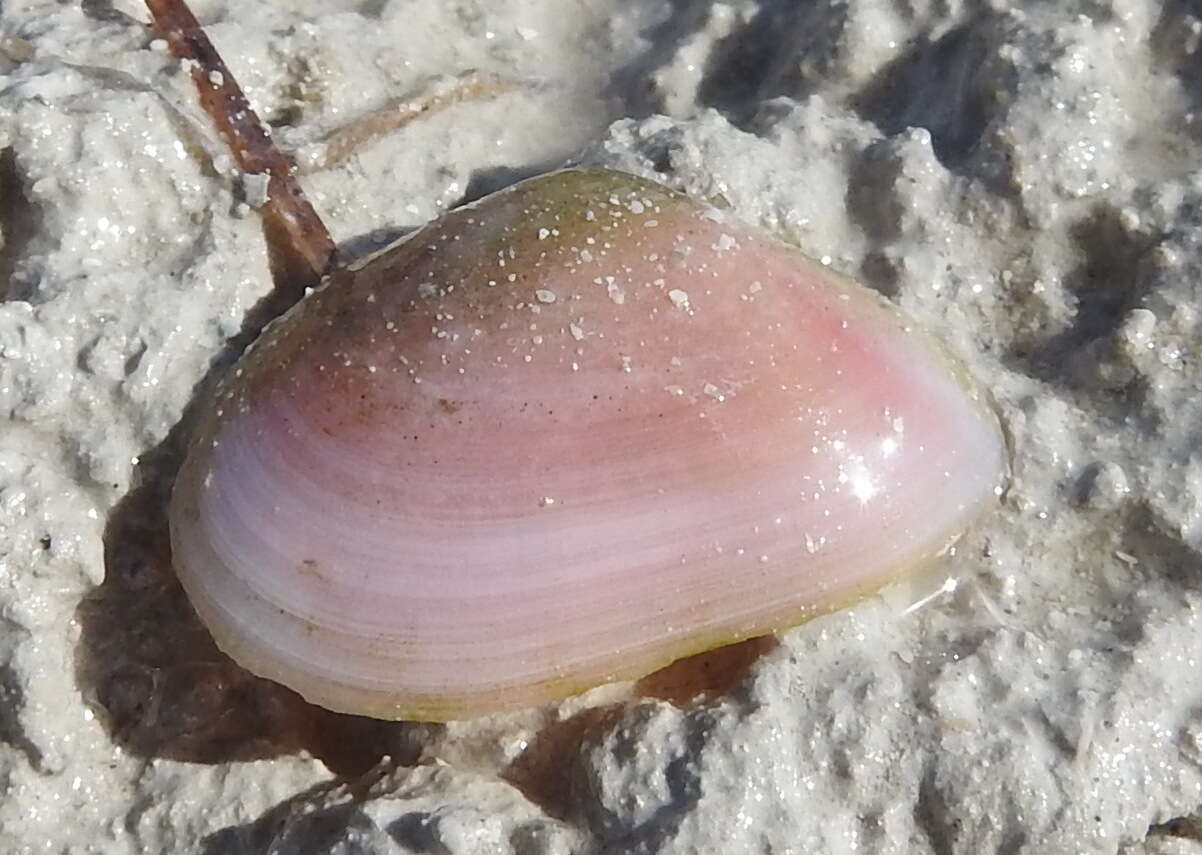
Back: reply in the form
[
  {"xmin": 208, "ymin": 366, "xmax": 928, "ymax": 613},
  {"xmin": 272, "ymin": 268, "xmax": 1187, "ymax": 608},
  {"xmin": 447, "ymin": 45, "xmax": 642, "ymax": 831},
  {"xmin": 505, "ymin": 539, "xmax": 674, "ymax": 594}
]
[{"xmin": 145, "ymin": 0, "xmax": 338, "ymax": 285}]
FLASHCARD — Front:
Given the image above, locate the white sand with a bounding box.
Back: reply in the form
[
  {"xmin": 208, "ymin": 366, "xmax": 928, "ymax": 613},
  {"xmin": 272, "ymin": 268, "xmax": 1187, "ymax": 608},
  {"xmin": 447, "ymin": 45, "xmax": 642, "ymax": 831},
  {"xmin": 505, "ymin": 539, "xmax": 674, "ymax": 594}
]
[{"xmin": 1, "ymin": 0, "xmax": 1201, "ymax": 852}]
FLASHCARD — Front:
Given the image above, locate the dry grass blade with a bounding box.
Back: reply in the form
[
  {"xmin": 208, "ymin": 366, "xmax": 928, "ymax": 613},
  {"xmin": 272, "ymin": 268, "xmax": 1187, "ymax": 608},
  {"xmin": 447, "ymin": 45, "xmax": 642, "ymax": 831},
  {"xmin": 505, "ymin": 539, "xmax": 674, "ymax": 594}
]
[{"xmin": 302, "ymin": 71, "xmax": 516, "ymax": 172}]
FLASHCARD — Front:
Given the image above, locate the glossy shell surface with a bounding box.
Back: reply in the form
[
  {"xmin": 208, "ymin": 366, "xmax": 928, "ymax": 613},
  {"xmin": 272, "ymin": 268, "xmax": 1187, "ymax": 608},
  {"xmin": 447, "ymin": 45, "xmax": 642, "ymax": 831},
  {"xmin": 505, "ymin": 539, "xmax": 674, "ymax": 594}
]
[{"xmin": 170, "ymin": 169, "xmax": 1006, "ymax": 720}]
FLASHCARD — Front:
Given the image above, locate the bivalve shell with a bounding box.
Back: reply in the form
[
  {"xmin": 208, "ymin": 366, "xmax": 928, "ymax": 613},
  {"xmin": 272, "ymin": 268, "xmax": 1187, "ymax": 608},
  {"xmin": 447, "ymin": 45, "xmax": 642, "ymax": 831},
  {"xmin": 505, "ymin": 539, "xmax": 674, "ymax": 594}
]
[{"xmin": 169, "ymin": 169, "xmax": 1006, "ymax": 721}]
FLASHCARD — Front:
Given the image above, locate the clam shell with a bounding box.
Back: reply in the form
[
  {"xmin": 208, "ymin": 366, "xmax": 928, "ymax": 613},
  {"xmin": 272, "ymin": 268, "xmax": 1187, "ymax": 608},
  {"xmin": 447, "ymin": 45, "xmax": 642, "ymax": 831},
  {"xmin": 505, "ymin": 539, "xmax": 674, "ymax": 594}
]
[{"xmin": 170, "ymin": 169, "xmax": 1005, "ymax": 721}]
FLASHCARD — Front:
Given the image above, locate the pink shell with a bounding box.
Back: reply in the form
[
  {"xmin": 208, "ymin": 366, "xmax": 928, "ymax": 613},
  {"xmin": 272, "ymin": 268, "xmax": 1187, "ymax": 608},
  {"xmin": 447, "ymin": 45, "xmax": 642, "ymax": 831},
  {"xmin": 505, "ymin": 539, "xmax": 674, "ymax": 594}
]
[{"xmin": 169, "ymin": 170, "xmax": 1005, "ymax": 720}]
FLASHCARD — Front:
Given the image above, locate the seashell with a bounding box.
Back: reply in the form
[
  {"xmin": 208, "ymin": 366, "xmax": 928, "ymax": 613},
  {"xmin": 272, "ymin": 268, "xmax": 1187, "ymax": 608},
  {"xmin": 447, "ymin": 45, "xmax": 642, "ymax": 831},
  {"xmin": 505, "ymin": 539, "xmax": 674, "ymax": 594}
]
[{"xmin": 169, "ymin": 168, "xmax": 1006, "ymax": 721}]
